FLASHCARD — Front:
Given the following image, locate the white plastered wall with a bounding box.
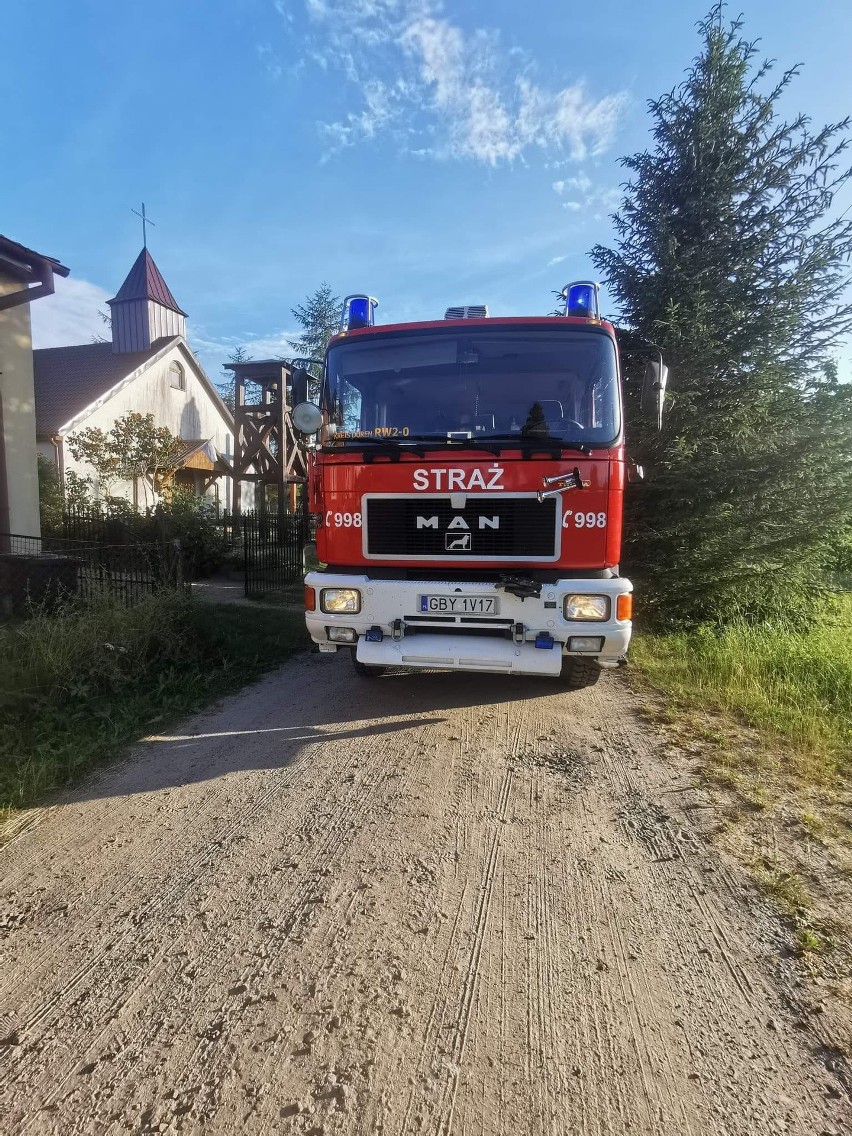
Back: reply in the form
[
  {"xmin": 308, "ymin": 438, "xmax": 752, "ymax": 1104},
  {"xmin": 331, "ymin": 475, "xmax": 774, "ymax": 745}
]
[{"xmin": 0, "ymin": 274, "xmax": 41, "ymax": 537}]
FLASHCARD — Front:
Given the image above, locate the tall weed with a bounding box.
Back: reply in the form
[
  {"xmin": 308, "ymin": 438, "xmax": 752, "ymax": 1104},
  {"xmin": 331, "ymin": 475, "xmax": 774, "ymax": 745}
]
[
  {"xmin": 0, "ymin": 593, "xmax": 306, "ymax": 812},
  {"xmin": 631, "ymin": 596, "xmax": 852, "ymax": 782}
]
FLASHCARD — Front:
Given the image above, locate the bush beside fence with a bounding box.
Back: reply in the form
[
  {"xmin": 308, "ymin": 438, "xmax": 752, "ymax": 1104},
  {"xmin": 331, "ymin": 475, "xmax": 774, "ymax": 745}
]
[{"xmin": 0, "ymin": 533, "xmax": 186, "ymax": 618}]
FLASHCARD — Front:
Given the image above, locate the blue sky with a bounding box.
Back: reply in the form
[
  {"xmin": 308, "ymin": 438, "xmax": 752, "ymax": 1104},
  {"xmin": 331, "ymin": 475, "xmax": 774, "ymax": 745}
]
[{"xmin": 3, "ymin": 0, "xmax": 851, "ymax": 379}]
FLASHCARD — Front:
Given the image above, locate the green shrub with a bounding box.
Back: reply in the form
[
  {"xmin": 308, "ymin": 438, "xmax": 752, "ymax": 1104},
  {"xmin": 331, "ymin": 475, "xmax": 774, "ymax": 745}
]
[
  {"xmin": 37, "ymin": 456, "xmax": 64, "ymax": 532},
  {"xmin": 0, "ymin": 592, "xmax": 307, "ymax": 812},
  {"xmin": 151, "ymin": 492, "xmax": 229, "ymax": 577},
  {"xmin": 51, "ymin": 488, "xmax": 230, "ymax": 579}
]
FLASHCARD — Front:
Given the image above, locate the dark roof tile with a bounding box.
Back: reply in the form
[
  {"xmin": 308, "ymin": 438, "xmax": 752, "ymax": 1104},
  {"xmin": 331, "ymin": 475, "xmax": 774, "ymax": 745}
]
[{"xmin": 33, "ymin": 338, "xmax": 175, "ymax": 436}]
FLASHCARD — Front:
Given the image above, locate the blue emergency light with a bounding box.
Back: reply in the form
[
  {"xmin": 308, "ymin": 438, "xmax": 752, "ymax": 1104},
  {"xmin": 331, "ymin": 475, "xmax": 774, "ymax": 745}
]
[
  {"xmin": 341, "ymin": 294, "xmax": 379, "ymax": 331},
  {"xmin": 562, "ymin": 281, "xmax": 600, "ymax": 319}
]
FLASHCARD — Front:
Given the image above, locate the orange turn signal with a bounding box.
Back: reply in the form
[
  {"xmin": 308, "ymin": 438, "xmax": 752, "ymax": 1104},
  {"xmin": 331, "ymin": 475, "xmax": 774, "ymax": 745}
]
[
  {"xmin": 616, "ymin": 593, "xmax": 633, "ymax": 622},
  {"xmin": 304, "ymin": 585, "xmax": 316, "ymax": 612}
]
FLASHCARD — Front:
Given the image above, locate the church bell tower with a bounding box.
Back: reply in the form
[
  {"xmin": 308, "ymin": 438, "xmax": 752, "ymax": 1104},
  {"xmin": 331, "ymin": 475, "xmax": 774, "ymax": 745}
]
[{"xmin": 107, "ymin": 248, "xmax": 187, "ymax": 354}]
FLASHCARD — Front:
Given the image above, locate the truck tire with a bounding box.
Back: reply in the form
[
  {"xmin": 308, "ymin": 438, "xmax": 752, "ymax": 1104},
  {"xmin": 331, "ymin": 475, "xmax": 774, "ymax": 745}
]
[
  {"xmin": 559, "ymin": 656, "xmax": 601, "ymax": 690},
  {"xmin": 351, "ymin": 650, "xmax": 387, "ymax": 679}
]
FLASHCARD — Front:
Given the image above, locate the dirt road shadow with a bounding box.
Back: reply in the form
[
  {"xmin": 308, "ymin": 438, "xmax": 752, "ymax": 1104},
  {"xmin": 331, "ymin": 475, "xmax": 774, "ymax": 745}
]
[
  {"xmin": 53, "ymin": 649, "xmax": 586, "ymax": 808},
  {"xmin": 60, "ymin": 649, "xmax": 577, "ymax": 805}
]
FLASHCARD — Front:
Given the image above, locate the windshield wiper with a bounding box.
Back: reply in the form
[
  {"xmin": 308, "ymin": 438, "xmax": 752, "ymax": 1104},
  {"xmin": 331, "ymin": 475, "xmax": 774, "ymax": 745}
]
[
  {"xmin": 324, "ymin": 433, "xmax": 592, "ymax": 457},
  {"xmin": 401, "ymin": 433, "xmax": 507, "ymax": 455},
  {"xmin": 479, "ymin": 433, "xmax": 592, "ymax": 456}
]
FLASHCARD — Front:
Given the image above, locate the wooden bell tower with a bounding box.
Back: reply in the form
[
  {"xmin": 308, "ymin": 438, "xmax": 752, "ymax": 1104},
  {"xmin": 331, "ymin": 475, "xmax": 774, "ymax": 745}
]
[{"xmin": 225, "ymin": 360, "xmax": 308, "ymax": 514}]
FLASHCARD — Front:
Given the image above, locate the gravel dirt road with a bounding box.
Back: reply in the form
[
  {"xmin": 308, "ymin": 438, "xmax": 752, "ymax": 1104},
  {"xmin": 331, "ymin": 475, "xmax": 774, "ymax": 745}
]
[{"xmin": 1, "ymin": 650, "xmax": 848, "ymax": 1135}]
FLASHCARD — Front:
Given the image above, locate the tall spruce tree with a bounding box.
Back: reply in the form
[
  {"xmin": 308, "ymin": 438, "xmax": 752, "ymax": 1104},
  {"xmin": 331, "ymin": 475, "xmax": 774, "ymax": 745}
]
[
  {"xmin": 289, "ymin": 283, "xmax": 341, "ymax": 399},
  {"xmin": 216, "ymin": 345, "xmax": 252, "ymax": 415},
  {"xmin": 592, "ymin": 4, "xmax": 852, "ymax": 625}
]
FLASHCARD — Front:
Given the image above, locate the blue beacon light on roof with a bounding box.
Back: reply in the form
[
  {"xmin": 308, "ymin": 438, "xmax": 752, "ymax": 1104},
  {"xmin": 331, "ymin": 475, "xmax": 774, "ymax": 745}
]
[
  {"xmin": 342, "ymin": 295, "xmax": 379, "ymax": 330},
  {"xmin": 563, "ymin": 281, "xmax": 600, "ymax": 319}
]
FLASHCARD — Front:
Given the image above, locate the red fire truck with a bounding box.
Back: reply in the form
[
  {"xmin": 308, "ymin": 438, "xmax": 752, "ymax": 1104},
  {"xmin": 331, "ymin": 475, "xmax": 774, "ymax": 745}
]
[{"xmin": 296, "ymin": 284, "xmax": 666, "ymax": 687}]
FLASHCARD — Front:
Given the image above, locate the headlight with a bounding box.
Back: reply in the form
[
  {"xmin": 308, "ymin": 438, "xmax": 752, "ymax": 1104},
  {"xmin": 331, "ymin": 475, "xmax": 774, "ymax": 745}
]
[
  {"xmin": 327, "ymin": 626, "xmax": 357, "ymax": 643},
  {"xmin": 568, "ymin": 635, "xmax": 605, "ymax": 653},
  {"xmin": 320, "ymin": 588, "xmax": 361, "ymax": 614},
  {"xmin": 563, "ymin": 594, "xmax": 610, "ymax": 621}
]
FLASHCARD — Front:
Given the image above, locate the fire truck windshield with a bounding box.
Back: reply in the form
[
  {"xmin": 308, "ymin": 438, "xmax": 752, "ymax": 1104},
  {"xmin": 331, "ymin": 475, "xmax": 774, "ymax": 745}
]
[{"xmin": 323, "ymin": 328, "xmax": 620, "ymax": 446}]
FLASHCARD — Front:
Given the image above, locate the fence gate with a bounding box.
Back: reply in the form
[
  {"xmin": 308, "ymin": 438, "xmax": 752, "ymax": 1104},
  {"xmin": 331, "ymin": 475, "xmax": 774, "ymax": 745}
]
[{"xmin": 243, "ymin": 501, "xmax": 308, "ymax": 597}]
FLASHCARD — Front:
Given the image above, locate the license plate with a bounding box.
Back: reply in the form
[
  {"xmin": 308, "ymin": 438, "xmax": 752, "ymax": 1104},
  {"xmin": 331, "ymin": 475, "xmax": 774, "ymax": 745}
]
[{"xmin": 419, "ymin": 594, "xmax": 499, "ymax": 615}]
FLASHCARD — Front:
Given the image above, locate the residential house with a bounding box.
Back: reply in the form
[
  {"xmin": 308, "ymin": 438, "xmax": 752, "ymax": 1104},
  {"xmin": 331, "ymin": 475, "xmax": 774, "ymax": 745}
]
[
  {"xmin": 0, "ymin": 235, "xmax": 69, "ymax": 540},
  {"xmin": 34, "ymin": 247, "xmax": 235, "ymax": 511}
]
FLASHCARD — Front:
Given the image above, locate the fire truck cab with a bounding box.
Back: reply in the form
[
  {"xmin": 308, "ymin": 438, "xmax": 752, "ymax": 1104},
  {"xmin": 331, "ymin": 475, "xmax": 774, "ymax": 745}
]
[{"xmin": 299, "ymin": 286, "xmax": 665, "ymax": 687}]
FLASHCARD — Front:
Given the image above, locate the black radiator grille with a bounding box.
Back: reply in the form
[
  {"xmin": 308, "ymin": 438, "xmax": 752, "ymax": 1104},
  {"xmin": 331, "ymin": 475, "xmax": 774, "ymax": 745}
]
[{"xmin": 364, "ymin": 496, "xmax": 558, "ymax": 558}]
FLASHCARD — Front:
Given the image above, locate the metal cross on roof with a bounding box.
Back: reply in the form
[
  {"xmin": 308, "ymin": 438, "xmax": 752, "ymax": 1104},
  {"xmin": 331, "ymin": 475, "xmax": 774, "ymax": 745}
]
[{"xmin": 131, "ymin": 202, "xmax": 156, "ymax": 248}]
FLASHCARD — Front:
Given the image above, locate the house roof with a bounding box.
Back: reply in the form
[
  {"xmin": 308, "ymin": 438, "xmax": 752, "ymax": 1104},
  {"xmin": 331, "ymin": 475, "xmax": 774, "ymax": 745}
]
[
  {"xmin": 33, "ymin": 338, "xmax": 173, "ymax": 435},
  {"xmin": 171, "ymin": 438, "xmax": 215, "ymax": 470},
  {"xmin": 107, "ymin": 248, "xmax": 187, "ymax": 316},
  {"xmin": 0, "ymin": 235, "xmax": 70, "ymax": 282},
  {"xmin": 33, "ymin": 336, "xmax": 235, "ymax": 438}
]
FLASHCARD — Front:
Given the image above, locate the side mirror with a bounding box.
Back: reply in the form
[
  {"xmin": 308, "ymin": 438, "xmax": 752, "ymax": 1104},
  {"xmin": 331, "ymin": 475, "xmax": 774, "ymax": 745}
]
[
  {"xmin": 292, "ymin": 401, "xmax": 323, "ymax": 435},
  {"xmin": 641, "ymin": 359, "xmax": 668, "ymax": 431},
  {"xmin": 627, "ymin": 458, "xmax": 645, "ymax": 484}
]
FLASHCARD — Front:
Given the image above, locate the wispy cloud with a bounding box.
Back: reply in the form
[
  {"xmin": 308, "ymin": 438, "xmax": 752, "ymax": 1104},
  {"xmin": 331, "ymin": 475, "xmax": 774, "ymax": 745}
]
[
  {"xmin": 546, "ymin": 254, "xmax": 568, "ymax": 268},
  {"xmin": 241, "ymin": 330, "xmax": 303, "ymax": 358},
  {"xmin": 189, "ymin": 327, "xmax": 304, "ymax": 379},
  {"xmin": 30, "ymin": 276, "xmax": 113, "ymax": 348},
  {"xmin": 320, "ymin": 78, "xmax": 412, "ymax": 154},
  {"xmin": 552, "ymin": 171, "xmax": 621, "ymax": 218},
  {"xmin": 284, "ymin": 1, "xmax": 626, "ymax": 166}
]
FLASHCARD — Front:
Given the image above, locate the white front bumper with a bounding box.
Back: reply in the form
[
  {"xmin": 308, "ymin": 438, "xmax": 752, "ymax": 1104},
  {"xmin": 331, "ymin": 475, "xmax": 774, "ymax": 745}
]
[
  {"xmin": 306, "ymin": 573, "xmax": 632, "ymax": 677},
  {"xmin": 357, "ymin": 631, "xmax": 565, "ymax": 676}
]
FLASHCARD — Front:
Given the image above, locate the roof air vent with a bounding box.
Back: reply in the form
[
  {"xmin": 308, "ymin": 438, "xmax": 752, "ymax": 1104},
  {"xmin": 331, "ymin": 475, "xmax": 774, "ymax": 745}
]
[{"xmin": 444, "ymin": 305, "xmax": 489, "ymax": 320}]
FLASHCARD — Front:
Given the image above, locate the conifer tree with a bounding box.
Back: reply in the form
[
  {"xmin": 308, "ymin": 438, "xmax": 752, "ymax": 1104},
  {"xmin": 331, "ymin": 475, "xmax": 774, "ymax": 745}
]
[
  {"xmin": 216, "ymin": 345, "xmax": 252, "ymax": 415},
  {"xmin": 289, "ymin": 283, "xmax": 341, "ymax": 388},
  {"xmin": 592, "ymin": 4, "xmax": 852, "ymax": 624}
]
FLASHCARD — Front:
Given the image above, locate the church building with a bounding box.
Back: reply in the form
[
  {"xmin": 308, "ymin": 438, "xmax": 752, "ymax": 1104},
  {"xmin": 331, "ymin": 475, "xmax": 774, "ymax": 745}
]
[{"xmin": 34, "ymin": 247, "xmax": 234, "ymax": 510}]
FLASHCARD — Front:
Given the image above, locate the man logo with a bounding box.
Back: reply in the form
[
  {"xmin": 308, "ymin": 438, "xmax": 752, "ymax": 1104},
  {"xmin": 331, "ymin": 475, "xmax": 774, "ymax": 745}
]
[{"xmin": 446, "ymin": 532, "xmax": 472, "ymax": 551}]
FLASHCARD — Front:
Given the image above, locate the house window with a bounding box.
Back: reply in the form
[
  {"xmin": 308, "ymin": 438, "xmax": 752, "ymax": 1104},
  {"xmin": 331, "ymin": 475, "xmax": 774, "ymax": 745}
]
[{"xmin": 169, "ymin": 361, "xmax": 185, "ymax": 390}]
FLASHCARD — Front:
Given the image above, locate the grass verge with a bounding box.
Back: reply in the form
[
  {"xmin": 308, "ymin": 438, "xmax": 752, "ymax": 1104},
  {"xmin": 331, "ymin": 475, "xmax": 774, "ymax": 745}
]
[
  {"xmin": 631, "ymin": 599, "xmax": 852, "ymax": 1045},
  {"xmin": 0, "ymin": 592, "xmax": 308, "ymax": 816},
  {"xmin": 630, "ymin": 595, "xmax": 852, "ymax": 786}
]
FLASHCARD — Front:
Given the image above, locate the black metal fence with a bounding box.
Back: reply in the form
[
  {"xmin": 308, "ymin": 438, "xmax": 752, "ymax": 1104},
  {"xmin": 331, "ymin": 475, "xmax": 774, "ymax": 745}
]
[
  {"xmin": 242, "ymin": 503, "xmax": 308, "ymax": 597},
  {"xmin": 0, "ymin": 533, "xmax": 186, "ymax": 618},
  {"xmin": 216, "ymin": 510, "xmax": 243, "ymax": 549},
  {"xmin": 53, "ymin": 509, "xmax": 138, "ymax": 545},
  {"xmin": 57, "ymin": 507, "xmax": 199, "ymax": 549}
]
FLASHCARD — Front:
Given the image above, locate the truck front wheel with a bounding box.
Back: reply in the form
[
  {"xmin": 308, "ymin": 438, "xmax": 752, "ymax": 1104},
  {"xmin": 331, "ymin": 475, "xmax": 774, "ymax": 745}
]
[
  {"xmin": 559, "ymin": 656, "xmax": 601, "ymax": 690},
  {"xmin": 351, "ymin": 650, "xmax": 387, "ymax": 679}
]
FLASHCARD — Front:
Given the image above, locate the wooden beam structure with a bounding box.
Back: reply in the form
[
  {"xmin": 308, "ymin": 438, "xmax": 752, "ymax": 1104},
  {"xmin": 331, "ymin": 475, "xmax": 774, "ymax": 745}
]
[{"xmin": 223, "ymin": 359, "xmax": 308, "ymax": 514}]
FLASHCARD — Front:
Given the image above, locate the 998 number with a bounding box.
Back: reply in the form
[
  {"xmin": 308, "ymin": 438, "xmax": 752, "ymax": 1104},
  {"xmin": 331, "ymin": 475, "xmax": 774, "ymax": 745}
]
[
  {"xmin": 564, "ymin": 511, "xmax": 607, "ymax": 529},
  {"xmin": 324, "ymin": 511, "xmax": 362, "ymax": 528}
]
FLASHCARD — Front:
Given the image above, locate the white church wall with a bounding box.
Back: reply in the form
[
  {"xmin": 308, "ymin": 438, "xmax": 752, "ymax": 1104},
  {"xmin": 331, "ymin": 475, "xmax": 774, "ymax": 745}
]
[{"xmin": 62, "ymin": 341, "xmax": 233, "ymax": 510}]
